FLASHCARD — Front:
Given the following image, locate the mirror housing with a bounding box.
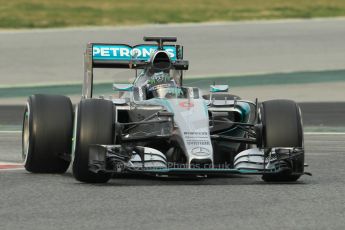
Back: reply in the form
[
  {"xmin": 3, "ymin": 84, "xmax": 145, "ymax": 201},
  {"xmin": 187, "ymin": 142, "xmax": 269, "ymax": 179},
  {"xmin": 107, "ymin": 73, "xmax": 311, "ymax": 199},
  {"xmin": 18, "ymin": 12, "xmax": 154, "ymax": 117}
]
[
  {"xmin": 209, "ymin": 85, "xmax": 229, "ymax": 93},
  {"xmin": 113, "ymin": 83, "xmax": 133, "ymax": 92},
  {"xmin": 173, "ymin": 60, "xmax": 189, "ymax": 70}
]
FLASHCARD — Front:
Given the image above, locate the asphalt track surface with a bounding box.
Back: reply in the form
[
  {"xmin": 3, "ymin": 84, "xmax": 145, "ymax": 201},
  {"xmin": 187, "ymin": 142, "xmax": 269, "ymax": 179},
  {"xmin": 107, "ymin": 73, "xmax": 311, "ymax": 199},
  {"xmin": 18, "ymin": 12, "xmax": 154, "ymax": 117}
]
[
  {"xmin": 1, "ymin": 18, "xmax": 345, "ymax": 85},
  {"xmin": 1, "ymin": 18, "xmax": 345, "ymax": 230},
  {"xmin": 0, "ymin": 132, "xmax": 345, "ymax": 230}
]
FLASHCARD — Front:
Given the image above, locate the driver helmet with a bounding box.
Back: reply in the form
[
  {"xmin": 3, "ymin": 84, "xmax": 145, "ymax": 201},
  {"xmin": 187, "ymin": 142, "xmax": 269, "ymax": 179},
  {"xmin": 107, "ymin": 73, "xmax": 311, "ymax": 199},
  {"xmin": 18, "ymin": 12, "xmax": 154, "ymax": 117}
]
[{"xmin": 146, "ymin": 71, "xmax": 179, "ymax": 99}]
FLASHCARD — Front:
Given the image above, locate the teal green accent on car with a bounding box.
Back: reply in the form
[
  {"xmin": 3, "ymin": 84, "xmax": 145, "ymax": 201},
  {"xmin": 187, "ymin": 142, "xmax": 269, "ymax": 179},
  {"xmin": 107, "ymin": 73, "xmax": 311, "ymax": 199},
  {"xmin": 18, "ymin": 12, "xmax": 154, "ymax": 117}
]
[
  {"xmin": 238, "ymin": 102, "xmax": 251, "ymax": 117},
  {"xmin": 217, "ymin": 102, "xmax": 251, "ymax": 138},
  {"xmin": 93, "ymin": 44, "xmax": 177, "ymax": 61},
  {"xmin": 202, "ymin": 100, "xmax": 209, "ymax": 116},
  {"xmin": 113, "ymin": 83, "xmax": 133, "ymax": 92},
  {"xmin": 210, "ymin": 85, "xmax": 229, "ymax": 93}
]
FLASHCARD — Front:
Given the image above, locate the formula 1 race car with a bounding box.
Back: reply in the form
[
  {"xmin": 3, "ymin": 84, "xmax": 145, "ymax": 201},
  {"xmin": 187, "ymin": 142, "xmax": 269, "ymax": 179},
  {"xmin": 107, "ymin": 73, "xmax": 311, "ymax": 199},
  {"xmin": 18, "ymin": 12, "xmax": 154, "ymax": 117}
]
[{"xmin": 22, "ymin": 36, "xmax": 308, "ymax": 183}]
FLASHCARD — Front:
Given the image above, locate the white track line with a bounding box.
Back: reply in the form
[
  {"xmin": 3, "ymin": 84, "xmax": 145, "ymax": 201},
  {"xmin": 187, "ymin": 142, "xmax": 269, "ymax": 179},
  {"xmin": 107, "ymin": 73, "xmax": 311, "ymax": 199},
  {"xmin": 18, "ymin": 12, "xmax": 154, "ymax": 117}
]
[
  {"xmin": 0, "ymin": 131, "xmax": 21, "ymax": 133},
  {"xmin": 0, "ymin": 168, "xmax": 25, "ymax": 171},
  {"xmin": 0, "ymin": 161, "xmax": 23, "ymax": 165},
  {"xmin": 304, "ymin": 132, "xmax": 345, "ymax": 135}
]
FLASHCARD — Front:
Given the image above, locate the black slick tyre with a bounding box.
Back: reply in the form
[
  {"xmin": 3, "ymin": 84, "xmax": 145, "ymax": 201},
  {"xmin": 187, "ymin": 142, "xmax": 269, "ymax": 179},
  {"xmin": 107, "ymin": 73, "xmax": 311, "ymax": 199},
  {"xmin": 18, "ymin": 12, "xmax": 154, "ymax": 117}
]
[
  {"xmin": 72, "ymin": 99, "xmax": 113, "ymax": 183},
  {"xmin": 259, "ymin": 100, "xmax": 304, "ymax": 182},
  {"xmin": 22, "ymin": 94, "xmax": 73, "ymax": 173}
]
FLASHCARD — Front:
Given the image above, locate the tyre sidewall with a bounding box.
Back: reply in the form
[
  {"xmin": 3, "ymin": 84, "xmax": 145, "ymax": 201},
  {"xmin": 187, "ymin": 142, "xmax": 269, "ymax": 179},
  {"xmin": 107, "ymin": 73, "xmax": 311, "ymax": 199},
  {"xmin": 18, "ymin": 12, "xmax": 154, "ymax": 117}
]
[
  {"xmin": 260, "ymin": 100, "xmax": 304, "ymax": 181},
  {"xmin": 73, "ymin": 99, "xmax": 113, "ymax": 183},
  {"xmin": 23, "ymin": 94, "xmax": 73, "ymax": 173}
]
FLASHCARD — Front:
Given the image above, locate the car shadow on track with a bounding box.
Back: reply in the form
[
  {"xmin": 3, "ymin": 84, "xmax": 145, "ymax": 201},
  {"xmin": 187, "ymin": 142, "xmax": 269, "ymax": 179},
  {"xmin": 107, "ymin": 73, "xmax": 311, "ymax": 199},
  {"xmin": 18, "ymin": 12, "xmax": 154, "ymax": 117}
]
[{"xmin": 61, "ymin": 172, "xmax": 308, "ymax": 186}]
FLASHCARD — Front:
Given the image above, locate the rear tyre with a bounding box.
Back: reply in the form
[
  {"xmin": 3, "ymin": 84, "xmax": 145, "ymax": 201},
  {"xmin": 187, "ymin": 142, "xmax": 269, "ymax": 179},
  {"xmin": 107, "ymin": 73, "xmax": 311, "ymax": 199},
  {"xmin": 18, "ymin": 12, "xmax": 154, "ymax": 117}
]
[
  {"xmin": 72, "ymin": 99, "xmax": 113, "ymax": 183},
  {"xmin": 22, "ymin": 94, "xmax": 73, "ymax": 173},
  {"xmin": 259, "ymin": 100, "xmax": 304, "ymax": 182}
]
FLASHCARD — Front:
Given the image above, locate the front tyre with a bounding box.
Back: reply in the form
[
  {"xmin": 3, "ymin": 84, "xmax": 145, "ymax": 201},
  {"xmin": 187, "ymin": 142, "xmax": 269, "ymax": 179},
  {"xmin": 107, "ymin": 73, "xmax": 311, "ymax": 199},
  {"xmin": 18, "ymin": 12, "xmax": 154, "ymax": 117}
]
[
  {"xmin": 22, "ymin": 94, "xmax": 73, "ymax": 173},
  {"xmin": 72, "ymin": 99, "xmax": 113, "ymax": 183},
  {"xmin": 259, "ymin": 100, "xmax": 304, "ymax": 182}
]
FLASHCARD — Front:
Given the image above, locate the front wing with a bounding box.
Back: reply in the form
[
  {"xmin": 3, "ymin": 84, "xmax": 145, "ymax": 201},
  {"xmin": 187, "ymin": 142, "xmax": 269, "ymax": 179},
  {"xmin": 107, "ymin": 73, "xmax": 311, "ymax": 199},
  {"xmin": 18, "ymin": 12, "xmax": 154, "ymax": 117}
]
[{"xmin": 88, "ymin": 144, "xmax": 307, "ymax": 177}]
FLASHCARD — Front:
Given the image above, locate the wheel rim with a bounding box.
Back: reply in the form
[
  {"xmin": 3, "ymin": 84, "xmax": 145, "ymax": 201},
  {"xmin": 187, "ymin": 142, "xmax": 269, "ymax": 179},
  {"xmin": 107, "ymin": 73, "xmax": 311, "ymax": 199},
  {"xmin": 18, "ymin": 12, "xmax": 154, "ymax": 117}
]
[{"xmin": 22, "ymin": 103, "xmax": 30, "ymax": 164}]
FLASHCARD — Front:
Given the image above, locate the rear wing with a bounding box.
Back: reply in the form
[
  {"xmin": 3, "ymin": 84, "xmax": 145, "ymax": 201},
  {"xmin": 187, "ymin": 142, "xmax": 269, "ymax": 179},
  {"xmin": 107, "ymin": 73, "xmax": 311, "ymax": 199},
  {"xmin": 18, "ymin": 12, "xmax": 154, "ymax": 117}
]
[{"xmin": 83, "ymin": 42, "xmax": 188, "ymax": 98}]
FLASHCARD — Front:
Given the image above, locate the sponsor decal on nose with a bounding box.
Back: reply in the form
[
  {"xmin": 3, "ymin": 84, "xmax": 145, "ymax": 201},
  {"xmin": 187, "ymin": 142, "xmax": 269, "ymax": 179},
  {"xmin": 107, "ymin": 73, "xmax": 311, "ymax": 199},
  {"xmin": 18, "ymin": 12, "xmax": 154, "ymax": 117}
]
[
  {"xmin": 179, "ymin": 101, "xmax": 194, "ymax": 108},
  {"xmin": 191, "ymin": 147, "xmax": 210, "ymax": 156}
]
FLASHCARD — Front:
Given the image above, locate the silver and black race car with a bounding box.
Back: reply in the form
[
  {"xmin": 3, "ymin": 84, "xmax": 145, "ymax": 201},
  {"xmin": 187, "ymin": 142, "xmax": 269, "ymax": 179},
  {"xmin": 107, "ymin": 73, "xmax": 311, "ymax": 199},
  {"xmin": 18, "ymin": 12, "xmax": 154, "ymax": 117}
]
[{"xmin": 22, "ymin": 36, "xmax": 308, "ymax": 183}]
